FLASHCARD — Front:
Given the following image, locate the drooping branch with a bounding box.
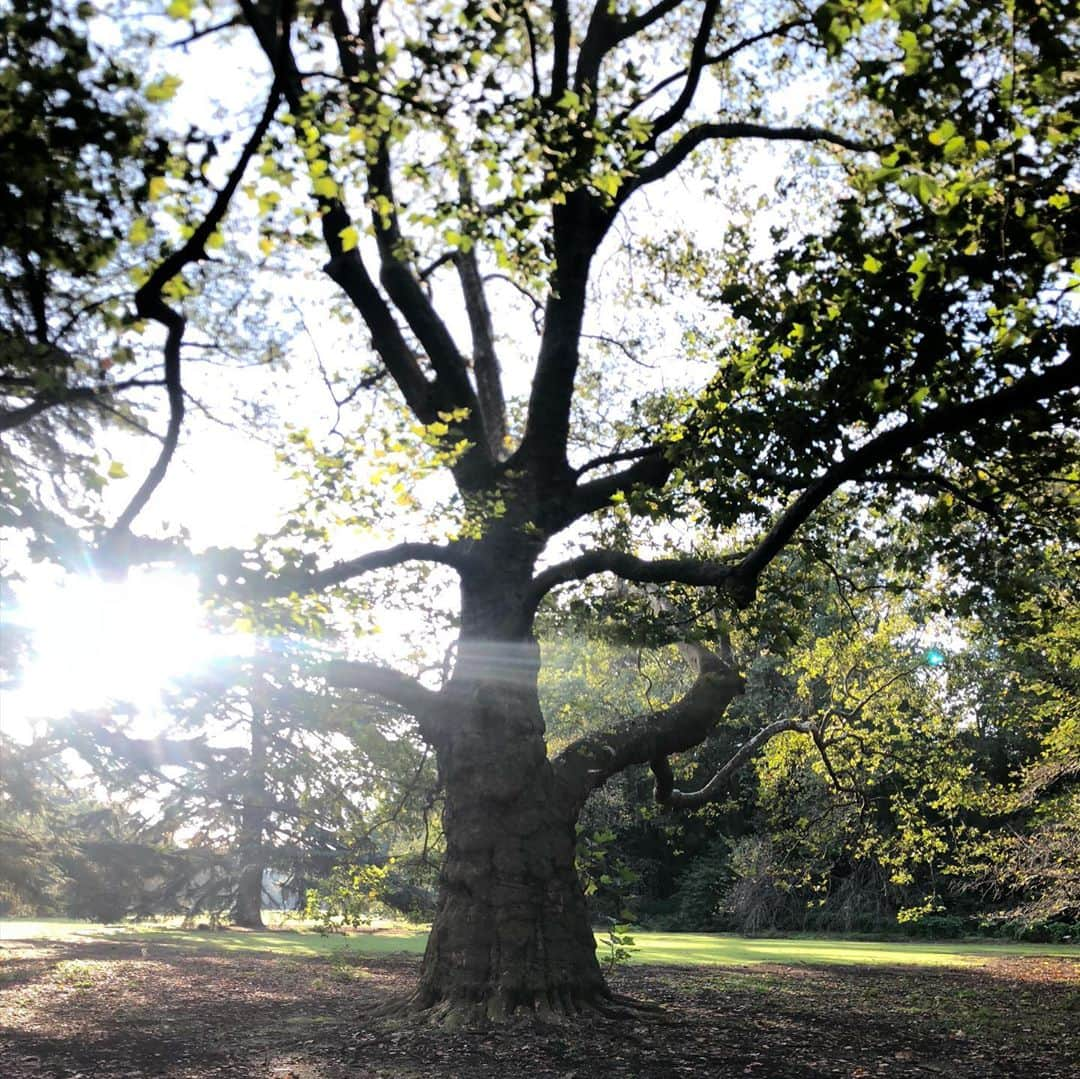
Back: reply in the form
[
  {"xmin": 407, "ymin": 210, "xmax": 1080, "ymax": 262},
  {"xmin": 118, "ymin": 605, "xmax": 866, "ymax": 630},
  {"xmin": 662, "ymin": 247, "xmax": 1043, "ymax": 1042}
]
[{"xmin": 99, "ymin": 78, "xmax": 282, "ymax": 551}]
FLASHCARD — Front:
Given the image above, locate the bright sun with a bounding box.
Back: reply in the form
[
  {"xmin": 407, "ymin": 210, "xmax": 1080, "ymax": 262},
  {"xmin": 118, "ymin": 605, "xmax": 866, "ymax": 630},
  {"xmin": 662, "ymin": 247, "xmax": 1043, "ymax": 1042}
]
[{"xmin": 4, "ymin": 569, "xmax": 237, "ymax": 736}]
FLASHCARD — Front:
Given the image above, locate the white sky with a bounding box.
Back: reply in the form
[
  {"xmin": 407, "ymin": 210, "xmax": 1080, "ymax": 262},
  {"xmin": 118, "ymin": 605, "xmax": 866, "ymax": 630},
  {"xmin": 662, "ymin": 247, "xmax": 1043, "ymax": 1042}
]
[{"xmin": 1, "ymin": 5, "xmax": 830, "ymax": 744}]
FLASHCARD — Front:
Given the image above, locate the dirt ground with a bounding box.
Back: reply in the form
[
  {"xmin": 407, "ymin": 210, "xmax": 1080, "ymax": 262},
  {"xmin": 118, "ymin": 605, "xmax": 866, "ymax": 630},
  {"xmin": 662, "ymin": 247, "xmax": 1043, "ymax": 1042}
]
[{"xmin": 1, "ymin": 937, "xmax": 1077, "ymax": 1078}]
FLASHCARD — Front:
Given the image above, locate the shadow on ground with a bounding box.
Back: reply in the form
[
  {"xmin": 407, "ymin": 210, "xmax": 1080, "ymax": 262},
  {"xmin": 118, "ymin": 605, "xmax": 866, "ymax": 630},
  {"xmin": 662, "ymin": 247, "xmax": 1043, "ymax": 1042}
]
[{"xmin": 1, "ymin": 938, "xmax": 1077, "ymax": 1077}]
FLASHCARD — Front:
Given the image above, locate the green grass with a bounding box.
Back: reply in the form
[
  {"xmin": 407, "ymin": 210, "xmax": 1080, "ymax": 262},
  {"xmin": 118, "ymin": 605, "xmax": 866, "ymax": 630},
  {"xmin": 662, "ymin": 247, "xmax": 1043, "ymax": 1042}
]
[
  {"xmin": 621, "ymin": 931, "xmax": 1077, "ymax": 968},
  {"xmin": 2, "ymin": 918, "xmax": 1075, "ymax": 968},
  {"xmin": 0, "ymin": 917, "xmax": 428, "ymax": 959}
]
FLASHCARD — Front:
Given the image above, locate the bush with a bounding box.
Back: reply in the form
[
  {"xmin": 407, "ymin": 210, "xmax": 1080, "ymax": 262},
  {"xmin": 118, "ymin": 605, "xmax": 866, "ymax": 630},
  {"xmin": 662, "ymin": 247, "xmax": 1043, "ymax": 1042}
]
[
  {"xmin": 902, "ymin": 914, "xmax": 971, "ymax": 939},
  {"xmin": 994, "ymin": 918, "xmax": 1077, "ymax": 943}
]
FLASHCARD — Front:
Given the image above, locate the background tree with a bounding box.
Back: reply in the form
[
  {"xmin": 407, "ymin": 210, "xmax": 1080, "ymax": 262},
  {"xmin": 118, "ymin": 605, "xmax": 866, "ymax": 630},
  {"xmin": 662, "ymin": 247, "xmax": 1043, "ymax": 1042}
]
[{"xmin": 1, "ymin": 0, "xmax": 1076, "ymax": 1024}]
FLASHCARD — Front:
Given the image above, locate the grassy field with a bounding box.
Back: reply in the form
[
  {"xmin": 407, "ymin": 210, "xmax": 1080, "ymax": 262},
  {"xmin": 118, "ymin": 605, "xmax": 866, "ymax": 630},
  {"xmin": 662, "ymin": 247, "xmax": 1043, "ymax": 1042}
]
[{"xmin": 2, "ymin": 917, "xmax": 1074, "ymax": 968}]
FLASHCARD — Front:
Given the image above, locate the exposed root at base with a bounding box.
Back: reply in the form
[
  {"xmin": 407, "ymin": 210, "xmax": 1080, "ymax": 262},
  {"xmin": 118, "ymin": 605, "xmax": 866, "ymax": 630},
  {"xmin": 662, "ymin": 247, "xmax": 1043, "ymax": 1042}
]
[{"xmin": 357, "ymin": 987, "xmax": 668, "ymax": 1030}]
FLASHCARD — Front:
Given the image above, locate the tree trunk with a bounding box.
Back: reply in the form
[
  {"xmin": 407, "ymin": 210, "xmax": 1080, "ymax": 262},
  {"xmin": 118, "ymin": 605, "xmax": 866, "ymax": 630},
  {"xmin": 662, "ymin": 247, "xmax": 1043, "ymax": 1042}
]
[
  {"xmin": 416, "ymin": 755, "xmax": 606, "ymax": 1022},
  {"xmin": 233, "ymin": 858, "xmax": 265, "ymax": 929},
  {"xmin": 411, "ymin": 568, "xmax": 609, "ymax": 1023},
  {"xmin": 233, "ymin": 665, "xmax": 269, "ymax": 930}
]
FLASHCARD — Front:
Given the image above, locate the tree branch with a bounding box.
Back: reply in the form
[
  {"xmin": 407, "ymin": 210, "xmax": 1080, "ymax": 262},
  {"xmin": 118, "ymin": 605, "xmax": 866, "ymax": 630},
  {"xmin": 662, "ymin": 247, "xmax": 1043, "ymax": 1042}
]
[
  {"xmin": 551, "ymin": 657, "xmax": 745, "ymax": 813},
  {"xmin": 321, "ymin": 205, "xmax": 438, "ymax": 423},
  {"xmin": 328, "ymin": 2, "xmax": 486, "ymax": 439},
  {"xmin": 527, "ymin": 548, "xmax": 744, "ymax": 615},
  {"xmin": 737, "ymin": 341, "xmax": 1080, "ymax": 585},
  {"xmin": 0, "ymin": 377, "xmax": 164, "ymax": 434},
  {"xmin": 660, "ymin": 718, "xmax": 817, "ymax": 808},
  {"xmin": 572, "ymin": 444, "xmax": 663, "ymax": 478},
  {"xmin": 325, "ymin": 659, "xmax": 441, "ymax": 732},
  {"xmin": 620, "ymin": 0, "xmax": 687, "ymax": 39},
  {"xmin": 517, "ymin": 193, "xmax": 612, "ymax": 480},
  {"xmin": 641, "ymin": 0, "xmax": 721, "ymax": 145},
  {"xmin": 101, "ymin": 79, "xmax": 282, "ymax": 550},
  {"xmin": 551, "ymin": 0, "xmax": 571, "ymax": 98},
  {"xmin": 564, "ymin": 446, "xmax": 672, "ymax": 520},
  {"xmin": 249, "ymin": 541, "xmax": 469, "ymax": 599},
  {"xmin": 624, "ymin": 121, "xmax": 873, "ymax": 202},
  {"xmin": 455, "ymin": 242, "xmax": 508, "ymax": 457},
  {"xmin": 612, "ymin": 17, "xmax": 812, "ymax": 129}
]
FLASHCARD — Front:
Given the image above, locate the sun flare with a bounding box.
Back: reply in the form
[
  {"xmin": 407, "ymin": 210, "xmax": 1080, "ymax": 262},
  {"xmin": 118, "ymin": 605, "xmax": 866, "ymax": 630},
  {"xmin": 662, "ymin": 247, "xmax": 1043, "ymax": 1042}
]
[{"xmin": 4, "ymin": 569, "xmax": 241, "ymax": 734}]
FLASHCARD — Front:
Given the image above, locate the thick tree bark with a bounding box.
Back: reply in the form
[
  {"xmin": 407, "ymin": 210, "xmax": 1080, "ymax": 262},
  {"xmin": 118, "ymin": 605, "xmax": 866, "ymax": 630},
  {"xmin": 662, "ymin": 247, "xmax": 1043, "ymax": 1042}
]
[{"xmin": 409, "ymin": 559, "xmax": 609, "ymax": 1023}]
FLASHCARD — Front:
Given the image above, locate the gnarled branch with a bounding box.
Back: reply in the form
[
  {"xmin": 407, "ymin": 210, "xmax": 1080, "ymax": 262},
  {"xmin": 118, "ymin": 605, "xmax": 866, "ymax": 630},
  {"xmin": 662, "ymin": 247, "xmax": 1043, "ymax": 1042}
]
[
  {"xmin": 657, "ymin": 717, "xmax": 816, "ymax": 808},
  {"xmin": 527, "ymin": 549, "xmax": 744, "ymax": 615},
  {"xmin": 552, "ymin": 655, "xmax": 744, "ymax": 813}
]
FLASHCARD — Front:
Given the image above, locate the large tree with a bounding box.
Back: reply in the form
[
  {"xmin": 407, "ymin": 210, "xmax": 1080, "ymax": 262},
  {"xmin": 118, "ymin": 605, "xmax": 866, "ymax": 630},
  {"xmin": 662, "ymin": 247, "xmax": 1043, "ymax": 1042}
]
[{"xmin": 3, "ymin": 0, "xmax": 1077, "ymax": 1023}]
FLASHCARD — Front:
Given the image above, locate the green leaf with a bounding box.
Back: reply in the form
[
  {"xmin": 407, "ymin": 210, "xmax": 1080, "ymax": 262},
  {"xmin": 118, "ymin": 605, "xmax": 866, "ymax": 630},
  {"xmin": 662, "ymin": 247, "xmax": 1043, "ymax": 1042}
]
[
  {"xmin": 927, "ymin": 120, "xmax": 956, "ymax": 146},
  {"xmin": 313, "ymin": 176, "xmax": 339, "ymax": 199},
  {"xmin": 128, "ymin": 217, "xmax": 151, "ymax": 244},
  {"xmin": 338, "ymin": 225, "xmax": 359, "ymax": 252},
  {"xmin": 443, "ymin": 228, "xmax": 474, "ymax": 252},
  {"xmin": 593, "ymin": 171, "xmax": 621, "ymax": 198},
  {"xmin": 863, "ymin": 254, "xmax": 883, "ymax": 273},
  {"xmin": 942, "ymin": 135, "xmax": 966, "ymax": 161},
  {"xmin": 107, "ymin": 461, "xmax": 128, "ymax": 479},
  {"xmin": 145, "ymin": 74, "xmax": 182, "ymax": 104}
]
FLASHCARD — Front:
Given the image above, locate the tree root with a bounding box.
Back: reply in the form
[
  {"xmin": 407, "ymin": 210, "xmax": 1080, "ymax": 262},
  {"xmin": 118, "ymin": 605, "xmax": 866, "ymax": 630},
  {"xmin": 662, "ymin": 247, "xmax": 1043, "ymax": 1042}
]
[{"xmin": 357, "ymin": 985, "xmax": 668, "ymax": 1030}]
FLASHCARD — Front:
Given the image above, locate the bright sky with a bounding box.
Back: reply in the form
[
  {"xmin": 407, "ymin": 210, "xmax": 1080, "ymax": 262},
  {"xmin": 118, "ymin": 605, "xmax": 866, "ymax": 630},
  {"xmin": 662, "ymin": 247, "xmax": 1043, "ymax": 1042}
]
[{"xmin": 0, "ymin": 6, "xmax": 823, "ymax": 744}]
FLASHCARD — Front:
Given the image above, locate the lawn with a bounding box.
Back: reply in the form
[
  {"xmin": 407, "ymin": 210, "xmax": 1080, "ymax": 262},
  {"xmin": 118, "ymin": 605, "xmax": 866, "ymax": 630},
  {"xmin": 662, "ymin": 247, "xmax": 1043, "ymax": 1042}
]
[{"xmin": 2, "ymin": 917, "xmax": 1074, "ymax": 968}]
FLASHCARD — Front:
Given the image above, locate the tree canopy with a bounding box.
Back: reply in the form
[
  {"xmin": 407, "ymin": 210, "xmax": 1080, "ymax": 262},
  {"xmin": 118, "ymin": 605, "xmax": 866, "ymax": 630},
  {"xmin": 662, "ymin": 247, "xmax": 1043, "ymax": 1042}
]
[{"xmin": 1, "ymin": 0, "xmax": 1077, "ymax": 1022}]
